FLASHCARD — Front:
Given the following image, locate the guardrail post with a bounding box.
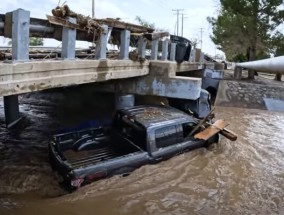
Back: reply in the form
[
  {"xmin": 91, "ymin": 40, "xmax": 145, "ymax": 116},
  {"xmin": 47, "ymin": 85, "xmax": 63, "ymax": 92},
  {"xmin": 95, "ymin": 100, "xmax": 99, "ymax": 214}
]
[
  {"xmin": 138, "ymin": 36, "xmax": 146, "ymax": 58},
  {"xmin": 161, "ymin": 40, "xmax": 169, "ymax": 61},
  {"xmin": 199, "ymin": 52, "xmax": 205, "ymax": 63},
  {"xmin": 61, "ymin": 17, "xmax": 76, "ymax": 59},
  {"xmin": 4, "ymin": 9, "xmax": 30, "ymax": 128},
  {"xmin": 119, "ymin": 29, "xmax": 130, "ymax": 60},
  {"xmin": 151, "ymin": 39, "xmax": 158, "ymax": 60},
  {"xmin": 95, "ymin": 25, "xmax": 108, "ymax": 60},
  {"xmin": 170, "ymin": 43, "xmax": 176, "ymax": 61},
  {"xmin": 190, "ymin": 49, "xmax": 196, "ymax": 62},
  {"xmin": 234, "ymin": 66, "xmax": 243, "ymax": 79}
]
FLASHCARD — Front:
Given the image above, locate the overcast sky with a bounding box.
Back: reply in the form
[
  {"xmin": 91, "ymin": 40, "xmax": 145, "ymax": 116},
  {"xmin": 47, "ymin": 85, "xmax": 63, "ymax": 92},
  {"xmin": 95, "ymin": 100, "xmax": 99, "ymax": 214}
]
[{"xmin": 0, "ymin": 0, "xmax": 224, "ymax": 57}]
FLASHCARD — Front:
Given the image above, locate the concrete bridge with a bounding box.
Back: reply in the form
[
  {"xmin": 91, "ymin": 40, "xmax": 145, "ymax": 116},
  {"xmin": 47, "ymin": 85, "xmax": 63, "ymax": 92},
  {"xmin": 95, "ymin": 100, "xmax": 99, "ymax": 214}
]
[{"xmin": 0, "ymin": 8, "xmax": 216, "ymax": 128}]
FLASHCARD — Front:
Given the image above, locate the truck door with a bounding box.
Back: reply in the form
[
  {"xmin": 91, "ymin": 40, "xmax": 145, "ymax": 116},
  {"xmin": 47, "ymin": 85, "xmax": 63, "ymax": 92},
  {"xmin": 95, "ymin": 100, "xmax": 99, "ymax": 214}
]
[{"xmin": 150, "ymin": 124, "xmax": 184, "ymax": 161}]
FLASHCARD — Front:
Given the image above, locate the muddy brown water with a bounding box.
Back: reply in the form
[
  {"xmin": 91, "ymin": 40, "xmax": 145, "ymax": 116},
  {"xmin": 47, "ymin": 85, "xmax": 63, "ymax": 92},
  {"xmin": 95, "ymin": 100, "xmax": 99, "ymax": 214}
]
[{"xmin": 1, "ymin": 97, "xmax": 284, "ymax": 215}]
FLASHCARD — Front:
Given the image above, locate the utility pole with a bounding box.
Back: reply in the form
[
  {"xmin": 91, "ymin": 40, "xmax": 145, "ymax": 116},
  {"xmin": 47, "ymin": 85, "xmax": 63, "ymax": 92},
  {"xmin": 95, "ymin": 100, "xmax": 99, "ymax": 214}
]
[
  {"xmin": 181, "ymin": 13, "xmax": 187, "ymax": 37},
  {"xmin": 92, "ymin": 0, "xmax": 95, "ymax": 18},
  {"xmin": 172, "ymin": 9, "xmax": 184, "ymax": 36},
  {"xmin": 200, "ymin": 28, "xmax": 203, "ymax": 50}
]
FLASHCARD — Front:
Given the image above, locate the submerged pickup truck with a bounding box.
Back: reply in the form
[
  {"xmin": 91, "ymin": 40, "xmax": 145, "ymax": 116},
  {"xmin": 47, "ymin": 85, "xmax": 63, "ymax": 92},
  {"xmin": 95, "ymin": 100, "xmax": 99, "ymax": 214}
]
[{"xmin": 49, "ymin": 105, "xmax": 220, "ymax": 189}]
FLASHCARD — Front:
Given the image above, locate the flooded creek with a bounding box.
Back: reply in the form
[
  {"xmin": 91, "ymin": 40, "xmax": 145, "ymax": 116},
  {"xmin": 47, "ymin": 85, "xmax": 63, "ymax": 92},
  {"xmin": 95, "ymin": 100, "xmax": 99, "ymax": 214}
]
[{"xmin": 1, "ymin": 94, "xmax": 284, "ymax": 215}]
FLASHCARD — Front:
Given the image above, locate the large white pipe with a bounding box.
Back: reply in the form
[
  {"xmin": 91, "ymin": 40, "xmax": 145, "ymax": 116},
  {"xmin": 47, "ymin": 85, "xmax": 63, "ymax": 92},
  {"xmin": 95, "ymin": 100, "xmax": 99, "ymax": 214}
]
[{"xmin": 236, "ymin": 56, "xmax": 284, "ymax": 74}]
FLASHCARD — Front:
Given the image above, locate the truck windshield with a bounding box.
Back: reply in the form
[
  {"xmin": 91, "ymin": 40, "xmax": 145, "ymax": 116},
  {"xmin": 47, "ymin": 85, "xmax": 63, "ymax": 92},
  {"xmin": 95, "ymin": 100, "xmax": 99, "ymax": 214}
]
[{"xmin": 113, "ymin": 113, "xmax": 147, "ymax": 151}]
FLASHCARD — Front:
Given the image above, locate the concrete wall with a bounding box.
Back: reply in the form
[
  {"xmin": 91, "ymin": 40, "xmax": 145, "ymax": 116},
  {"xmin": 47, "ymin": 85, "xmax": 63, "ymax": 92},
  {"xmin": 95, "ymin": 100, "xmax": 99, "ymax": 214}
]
[{"xmin": 215, "ymin": 80, "xmax": 284, "ymax": 109}]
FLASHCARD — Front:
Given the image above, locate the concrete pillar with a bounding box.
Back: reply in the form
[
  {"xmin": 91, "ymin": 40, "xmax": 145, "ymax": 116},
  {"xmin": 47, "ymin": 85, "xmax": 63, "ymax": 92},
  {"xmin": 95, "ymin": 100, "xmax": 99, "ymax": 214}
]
[
  {"xmin": 115, "ymin": 94, "xmax": 135, "ymax": 110},
  {"xmin": 190, "ymin": 49, "xmax": 196, "ymax": 62},
  {"xmin": 170, "ymin": 43, "xmax": 176, "ymax": 61},
  {"xmin": 151, "ymin": 39, "xmax": 158, "ymax": 60},
  {"xmin": 4, "ymin": 9, "xmax": 30, "ymax": 128},
  {"xmin": 95, "ymin": 25, "xmax": 108, "ymax": 60},
  {"xmin": 161, "ymin": 40, "xmax": 169, "ymax": 61},
  {"xmin": 199, "ymin": 52, "xmax": 205, "ymax": 63},
  {"xmin": 234, "ymin": 66, "xmax": 243, "ymax": 80},
  {"xmin": 61, "ymin": 17, "xmax": 76, "ymax": 59},
  {"xmin": 138, "ymin": 36, "xmax": 146, "ymax": 58},
  {"xmin": 119, "ymin": 30, "xmax": 130, "ymax": 60}
]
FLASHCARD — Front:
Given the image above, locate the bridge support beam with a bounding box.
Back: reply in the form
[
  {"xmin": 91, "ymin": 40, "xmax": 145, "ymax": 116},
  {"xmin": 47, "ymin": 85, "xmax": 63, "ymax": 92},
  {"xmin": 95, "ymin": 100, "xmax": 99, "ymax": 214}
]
[
  {"xmin": 4, "ymin": 9, "xmax": 30, "ymax": 128},
  {"xmin": 151, "ymin": 39, "xmax": 158, "ymax": 60},
  {"xmin": 95, "ymin": 61, "xmax": 202, "ymax": 100},
  {"xmin": 161, "ymin": 40, "xmax": 169, "ymax": 61},
  {"xmin": 138, "ymin": 36, "xmax": 146, "ymax": 59},
  {"xmin": 95, "ymin": 25, "xmax": 108, "ymax": 60},
  {"xmin": 170, "ymin": 43, "xmax": 176, "ymax": 61},
  {"xmin": 61, "ymin": 17, "xmax": 76, "ymax": 59},
  {"xmin": 119, "ymin": 29, "xmax": 130, "ymax": 60}
]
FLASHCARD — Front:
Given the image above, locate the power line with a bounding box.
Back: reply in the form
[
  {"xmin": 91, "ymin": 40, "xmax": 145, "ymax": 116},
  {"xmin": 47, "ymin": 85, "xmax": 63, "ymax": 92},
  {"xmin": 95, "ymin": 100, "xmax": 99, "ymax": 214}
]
[{"xmin": 172, "ymin": 9, "xmax": 184, "ymax": 36}]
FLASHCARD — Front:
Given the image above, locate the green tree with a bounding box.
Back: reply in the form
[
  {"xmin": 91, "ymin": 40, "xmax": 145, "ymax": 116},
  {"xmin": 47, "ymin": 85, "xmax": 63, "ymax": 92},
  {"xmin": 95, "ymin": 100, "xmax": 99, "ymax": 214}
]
[
  {"xmin": 208, "ymin": 0, "xmax": 284, "ymax": 79},
  {"xmin": 270, "ymin": 32, "xmax": 284, "ymax": 81},
  {"xmin": 29, "ymin": 37, "xmax": 44, "ymax": 46},
  {"xmin": 135, "ymin": 16, "xmax": 167, "ymax": 51},
  {"xmin": 8, "ymin": 37, "xmax": 44, "ymax": 46},
  {"xmin": 135, "ymin": 16, "xmax": 155, "ymax": 29}
]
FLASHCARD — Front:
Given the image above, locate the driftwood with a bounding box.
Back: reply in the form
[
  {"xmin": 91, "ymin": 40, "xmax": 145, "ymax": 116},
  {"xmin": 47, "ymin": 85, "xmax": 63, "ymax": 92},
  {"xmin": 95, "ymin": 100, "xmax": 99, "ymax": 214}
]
[
  {"xmin": 50, "ymin": 4, "xmax": 154, "ymax": 34},
  {"xmin": 132, "ymin": 31, "xmax": 170, "ymax": 41},
  {"xmin": 95, "ymin": 18, "xmax": 154, "ymax": 33},
  {"xmin": 51, "ymin": 4, "xmax": 101, "ymax": 34}
]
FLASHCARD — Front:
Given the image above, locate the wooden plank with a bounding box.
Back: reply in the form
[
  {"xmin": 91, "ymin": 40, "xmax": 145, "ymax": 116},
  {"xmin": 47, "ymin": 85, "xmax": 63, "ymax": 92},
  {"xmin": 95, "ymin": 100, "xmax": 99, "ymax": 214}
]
[
  {"xmin": 194, "ymin": 119, "xmax": 229, "ymax": 141},
  {"xmin": 96, "ymin": 18, "xmax": 154, "ymax": 33},
  {"xmin": 132, "ymin": 32, "xmax": 170, "ymax": 41},
  {"xmin": 47, "ymin": 15, "xmax": 80, "ymax": 30},
  {"xmin": 47, "ymin": 15, "xmax": 154, "ymax": 34}
]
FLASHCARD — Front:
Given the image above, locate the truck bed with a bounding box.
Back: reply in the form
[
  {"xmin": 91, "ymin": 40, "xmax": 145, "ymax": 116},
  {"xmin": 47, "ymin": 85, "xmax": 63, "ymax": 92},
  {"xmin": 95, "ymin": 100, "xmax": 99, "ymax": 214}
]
[
  {"xmin": 63, "ymin": 145, "xmax": 132, "ymax": 168},
  {"xmin": 52, "ymin": 128, "xmax": 141, "ymax": 169}
]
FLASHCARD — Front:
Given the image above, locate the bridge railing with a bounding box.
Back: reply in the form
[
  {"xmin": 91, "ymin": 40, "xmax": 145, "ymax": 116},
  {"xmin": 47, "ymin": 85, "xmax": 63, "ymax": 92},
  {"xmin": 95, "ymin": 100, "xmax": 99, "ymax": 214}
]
[{"xmin": 0, "ymin": 8, "xmax": 176, "ymax": 62}]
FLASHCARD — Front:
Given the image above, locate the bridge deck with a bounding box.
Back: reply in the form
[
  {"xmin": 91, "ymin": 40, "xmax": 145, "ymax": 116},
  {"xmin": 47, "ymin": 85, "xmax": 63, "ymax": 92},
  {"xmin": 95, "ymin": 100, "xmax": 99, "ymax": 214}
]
[{"xmin": 0, "ymin": 60, "xmax": 209, "ymax": 97}]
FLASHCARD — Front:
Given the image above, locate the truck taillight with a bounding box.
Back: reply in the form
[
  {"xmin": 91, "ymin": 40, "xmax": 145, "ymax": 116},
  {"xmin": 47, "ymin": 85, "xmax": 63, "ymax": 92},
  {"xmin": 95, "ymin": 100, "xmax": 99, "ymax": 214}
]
[
  {"xmin": 87, "ymin": 171, "xmax": 105, "ymax": 181},
  {"xmin": 71, "ymin": 178, "xmax": 84, "ymax": 187}
]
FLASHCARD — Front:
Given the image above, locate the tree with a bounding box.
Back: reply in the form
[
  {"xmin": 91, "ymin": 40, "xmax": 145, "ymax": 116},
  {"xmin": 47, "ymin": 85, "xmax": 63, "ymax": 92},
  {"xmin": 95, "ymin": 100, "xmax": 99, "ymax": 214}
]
[
  {"xmin": 208, "ymin": 0, "xmax": 284, "ymax": 79},
  {"xmin": 8, "ymin": 37, "xmax": 44, "ymax": 46},
  {"xmin": 270, "ymin": 32, "xmax": 284, "ymax": 81},
  {"xmin": 29, "ymin": 37, "xmax": 44, "ymax": 46},
  {"xmin": 135, "ymin": 16, "xmax": 155, "ymax": 29},
  {"xmin": 135, "ymin": 16, "xmax": 167, "ymax": 51}
]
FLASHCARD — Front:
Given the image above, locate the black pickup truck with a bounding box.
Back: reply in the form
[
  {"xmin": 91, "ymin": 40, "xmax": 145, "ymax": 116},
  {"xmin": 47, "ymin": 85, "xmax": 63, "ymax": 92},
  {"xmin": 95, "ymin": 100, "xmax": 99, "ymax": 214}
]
[{"xmin": 49, "ymin": 105, "xmax": 219, "ymax": 189}]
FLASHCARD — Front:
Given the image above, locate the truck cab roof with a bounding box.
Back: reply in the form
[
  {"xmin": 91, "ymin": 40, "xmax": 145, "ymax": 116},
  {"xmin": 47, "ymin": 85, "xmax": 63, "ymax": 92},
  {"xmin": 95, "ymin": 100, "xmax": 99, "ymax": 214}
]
[{"xmin": 118, "ymin": 105, "xmax": 195, "ymax": 128}]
